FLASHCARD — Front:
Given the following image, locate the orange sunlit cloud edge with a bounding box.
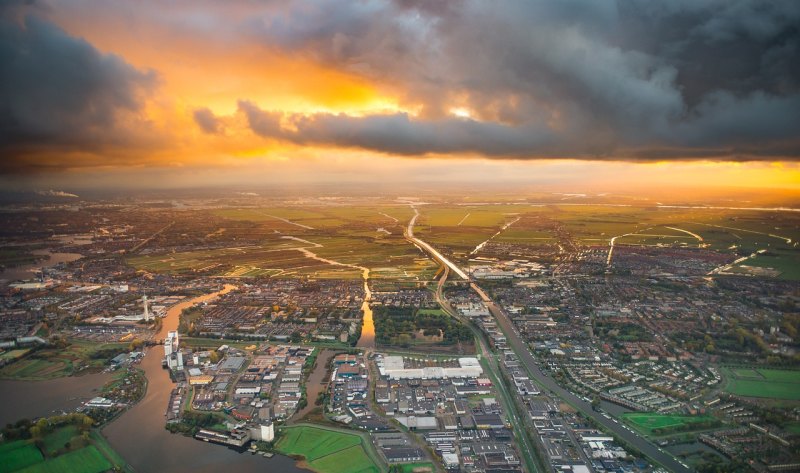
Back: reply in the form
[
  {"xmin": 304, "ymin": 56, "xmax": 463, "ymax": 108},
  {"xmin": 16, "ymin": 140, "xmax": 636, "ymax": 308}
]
[{"xmin": 1, "ymin": 1, "xmax": 799, "ymax": 190}]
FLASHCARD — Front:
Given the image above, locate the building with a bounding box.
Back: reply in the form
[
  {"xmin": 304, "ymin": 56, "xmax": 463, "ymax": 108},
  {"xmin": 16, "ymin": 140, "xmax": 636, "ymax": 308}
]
[
  {"xmin": 249, "ymin": 422, "xmax": 275, "ymax": 442},
  {"xmin": 379, "ymin": 356, "xmax": 483, "ymax": 379},
  {"xmin": 164, "ymin": 331, "xmax": 183, "ymax": 370},
  {"xmin": 142, "ymin": 294, "xmax": 151, "ymax": 322}
]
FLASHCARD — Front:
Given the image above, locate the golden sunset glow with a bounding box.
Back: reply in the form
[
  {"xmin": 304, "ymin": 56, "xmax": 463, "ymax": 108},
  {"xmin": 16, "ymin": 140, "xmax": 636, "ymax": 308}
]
[{"xmin": 0, "ymin": 1, "xmax": 798, "ymax": 191}]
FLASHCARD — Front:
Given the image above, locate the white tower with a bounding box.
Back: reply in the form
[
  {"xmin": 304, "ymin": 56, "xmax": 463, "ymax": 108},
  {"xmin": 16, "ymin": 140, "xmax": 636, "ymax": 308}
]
[{"xmin": 143, "ymin": 294, "xmax": 151, "ymax": 322}]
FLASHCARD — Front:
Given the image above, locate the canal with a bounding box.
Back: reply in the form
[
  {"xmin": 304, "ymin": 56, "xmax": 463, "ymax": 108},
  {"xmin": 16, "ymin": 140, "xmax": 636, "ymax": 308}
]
[{"xmin": 101, "ymin": 284, "xmax": 307, "ymax": 473}]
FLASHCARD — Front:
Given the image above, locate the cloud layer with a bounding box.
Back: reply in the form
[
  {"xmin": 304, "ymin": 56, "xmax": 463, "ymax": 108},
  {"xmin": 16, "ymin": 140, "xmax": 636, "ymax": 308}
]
[
  {"xmin": 1, "ymin": 7, "xmax": 159, "ymax": 172},
  {"xmin": 1, "ymin": 0, "xmax": 799, "ymax": 174},
  {"xmin": 237, "ymin": 0, "xmax": 800, "ymax": 160}
]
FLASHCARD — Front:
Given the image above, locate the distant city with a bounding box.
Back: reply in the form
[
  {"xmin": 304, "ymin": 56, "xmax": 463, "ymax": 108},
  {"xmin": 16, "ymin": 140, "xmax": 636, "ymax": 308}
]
[{"xmin": 0, "ymin": 190, "xmax": 798, "ymax": 473}]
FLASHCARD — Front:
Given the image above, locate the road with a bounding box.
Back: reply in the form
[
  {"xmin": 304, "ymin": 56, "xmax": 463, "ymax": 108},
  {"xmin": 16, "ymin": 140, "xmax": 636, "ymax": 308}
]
[
  {"xmin": 472, "ymin": 288, "xmax": 692, "ymax": 473},
  {"xmin": 405, "ymin": 213, "xmax": 542, "ymax": 473},
  {"xmin": 406, "ymin": 207, "xmax": 470, "ymax": 280},
  {"xmin": 130, "ymin": 221, "xmax": 175, "ymax": 253},
  {"xmin": 406, "ymin": 208, "xmax": 691, "ymax": 473}
]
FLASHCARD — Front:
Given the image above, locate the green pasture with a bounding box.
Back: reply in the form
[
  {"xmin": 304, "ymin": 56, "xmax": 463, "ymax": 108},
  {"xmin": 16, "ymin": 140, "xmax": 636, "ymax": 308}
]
[
  {"xmin": 17, "ymin": 446, "xmax": 111, "ymax": 473},
  {"xmin": 0, "ymin": 441, "xmax": 44, "ymax": 473},
  {"xmin": 721, "ymin": 367, "xmax": 800, "ymax": 400}
]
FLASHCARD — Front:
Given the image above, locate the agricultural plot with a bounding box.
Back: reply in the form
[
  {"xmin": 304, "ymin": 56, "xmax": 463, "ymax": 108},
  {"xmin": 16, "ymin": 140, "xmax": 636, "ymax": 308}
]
[
  {"xmin": 276, "ymin": 426, "xmax": 380, "ymax": 473},
  {"xmin": 721, "ymin": 367, "xmax": 800, "ymax": 400},
  {"xmin": 130, "ymin": 222, "xmax": 436, "ymax": 280}
]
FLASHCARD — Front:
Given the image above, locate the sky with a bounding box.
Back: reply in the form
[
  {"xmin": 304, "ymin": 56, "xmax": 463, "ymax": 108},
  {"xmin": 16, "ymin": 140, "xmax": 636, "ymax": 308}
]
[{"xmin": 1, "ymin": 0, "xmax": 799, "ymax": 191}]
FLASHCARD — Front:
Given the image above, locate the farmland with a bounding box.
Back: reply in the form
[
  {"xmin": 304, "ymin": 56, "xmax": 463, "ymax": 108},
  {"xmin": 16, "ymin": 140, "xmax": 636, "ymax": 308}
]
[
  {"xmin": 275, "ymin": 425, "xmax": 382, "ymax": 473},
  {"xmin": 129, "ymin": 205, "xmax": 436, "ymax": 280},
  {"xmin": 721, "ymin": 367, "xmax": 800, "ymax": 400},
  {"xmin": 125, "ymin": 200, "xmax": 800, "ymax": 283}
]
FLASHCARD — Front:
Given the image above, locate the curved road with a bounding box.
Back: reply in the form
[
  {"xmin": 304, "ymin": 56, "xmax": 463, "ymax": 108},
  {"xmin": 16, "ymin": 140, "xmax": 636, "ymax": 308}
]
[{"xmin": 406, "ymin": 207, "xmax": 690, "ymax": 473}]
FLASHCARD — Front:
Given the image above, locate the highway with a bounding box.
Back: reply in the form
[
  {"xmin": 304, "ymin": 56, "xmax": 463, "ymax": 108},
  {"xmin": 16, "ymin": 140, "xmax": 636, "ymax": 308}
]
[
  {"xmin": 405, "ymin": 207, "xmax": 691, "ymax": 473},
  {"xmin": 407, "ymin": 207, "xmax": 470, "ymax": 280},
  {"xmin": 405, "ymin": 211, "xmax": 542, "ymax": 473},
  {"xmin": 478, "ymin": 295, "xmax": 691, "ymax": 473}
]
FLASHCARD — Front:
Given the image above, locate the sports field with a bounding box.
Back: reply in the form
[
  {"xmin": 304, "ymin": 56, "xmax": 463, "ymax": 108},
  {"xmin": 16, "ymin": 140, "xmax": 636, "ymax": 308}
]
[
  {"xmin": 721, "ymin": 367, "xmax": 800, "ymax": 400},
  {"xmin": 622, "ymin": 413, "xmax": 718, "ymax": 436},
  {"xmin": 276, "ymin": 426, "xmax": 381, "ymax": 473}
]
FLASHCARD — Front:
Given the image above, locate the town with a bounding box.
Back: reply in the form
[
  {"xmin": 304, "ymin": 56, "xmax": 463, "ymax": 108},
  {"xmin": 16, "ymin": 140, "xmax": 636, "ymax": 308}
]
[{"xmin": 0, "ymin": 194, "xmax": 798, "ymax": 473}]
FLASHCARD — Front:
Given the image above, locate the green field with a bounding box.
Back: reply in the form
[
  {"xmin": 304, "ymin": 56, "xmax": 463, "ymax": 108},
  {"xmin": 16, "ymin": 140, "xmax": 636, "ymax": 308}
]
[
  {"xmin": 17, "ymin": 446, "xmax": 111, "ymax": 473},
  {"xmin": 0, "ymin": 441, "xmax": 44, "ymax": 473},
  {"xmin": 721, "ymin": 367, "xmax": 800, "ymax": 400},
  {"xmin": 41, "ymin": 426, "xmax": 79, "ymax": 456},
  {"xmin": 735, "ymin": 249, "xmax": 800, "ymax": 280},
  {"xmin": 276, "ymin": 426, "xmax": 380, "ymax": 473},
  {"xmin": 622, "ymin": 413, "xmax": 719, "ymax": 436},
  {"xmin": 131, "ymin": 205, "xmax": 437, "ymax": 281}
]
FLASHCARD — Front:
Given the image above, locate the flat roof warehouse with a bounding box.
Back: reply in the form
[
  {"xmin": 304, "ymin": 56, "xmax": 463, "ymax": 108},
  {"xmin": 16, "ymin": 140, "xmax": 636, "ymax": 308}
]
[{"xmin": 378, "ymin": 356, "xmax": 483, "ymax": 379}]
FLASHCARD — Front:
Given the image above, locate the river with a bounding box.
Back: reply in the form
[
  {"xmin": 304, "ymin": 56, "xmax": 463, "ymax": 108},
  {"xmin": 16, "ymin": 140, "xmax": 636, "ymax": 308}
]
[
  {"xmin": 0, "ymin": 250, "xmax": 83, "ymax": 281},
  {"xmin": 101, "ymin": 284, "xmax": 307, "ymax": 473},
  {"xmin": 355, "ymin": 268, "xmax": 375, "ymax": 348},
  {"xmin": 0, "ymin": 371, "xmax": 112, "ymax": 427}
]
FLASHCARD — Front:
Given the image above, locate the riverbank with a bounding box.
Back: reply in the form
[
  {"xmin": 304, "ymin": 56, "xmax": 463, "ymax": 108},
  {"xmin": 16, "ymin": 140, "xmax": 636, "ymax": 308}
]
[{"xmin": 102, "ymin": 284, "xmax": 309, "ymax": 473}]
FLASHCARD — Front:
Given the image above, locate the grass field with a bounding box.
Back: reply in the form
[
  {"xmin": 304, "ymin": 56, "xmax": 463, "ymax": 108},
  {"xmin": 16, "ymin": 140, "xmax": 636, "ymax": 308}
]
[
  {"xmin": 622, "ymin": 413, "xmax": 718, "ymax": 436},
  {"xmin": 721, "ymin": 367, "xmax": 800, "ymax": 400},
  {"xmin": 0, "ymin": 441, "xmax": 44, "ymax": 473},
  {"xmin": 276, "ymin": 426, "xmax": 380, "ymax": 473},
  {"xmin": 17, "ymin": 446, "xmax": 111, "ymax": 473}
]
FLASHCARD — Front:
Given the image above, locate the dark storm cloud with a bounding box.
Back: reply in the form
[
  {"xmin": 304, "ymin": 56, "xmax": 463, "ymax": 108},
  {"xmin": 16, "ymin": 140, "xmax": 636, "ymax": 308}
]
[
  {"xmin": 238, "ymin": 102, "xmax": 559, "ymax": 156},
  {"xmin": 193, "ymin": 107, "xmax": 222, "ymax": 134},
  {"xmin": 0, "ymin": 9, "xmax": 157, "ymax": 172},
  {"xmin": 240, "ymin": 0, "xmax": 800, "ymax": 160}
]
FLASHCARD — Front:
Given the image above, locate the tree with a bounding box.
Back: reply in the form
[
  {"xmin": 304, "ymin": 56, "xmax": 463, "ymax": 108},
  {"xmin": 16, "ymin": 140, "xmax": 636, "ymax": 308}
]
[{"xmin": 209, "ymin": 351, "xmax": 220, "ymax": 364}]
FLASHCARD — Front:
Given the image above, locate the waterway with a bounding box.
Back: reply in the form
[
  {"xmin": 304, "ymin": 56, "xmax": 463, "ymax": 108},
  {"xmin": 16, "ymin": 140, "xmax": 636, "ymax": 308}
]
[
  {"xmin": 0, "ymin": 250, "xmax": 82, "ymax": 281},
  {"xmin": 101, "ymin": 284, "xmax": 307, "ymax": 473},
  {"xmin": 0, "ymin": 371, "xmax": 112, "ymax": 427},
  {"xmin": 355, "ymin": 268, "xmax": 375, "ymax": 348},
  {"xmin": 292, "ymin": 349, "xmax": 335, "ymax": 422}
]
